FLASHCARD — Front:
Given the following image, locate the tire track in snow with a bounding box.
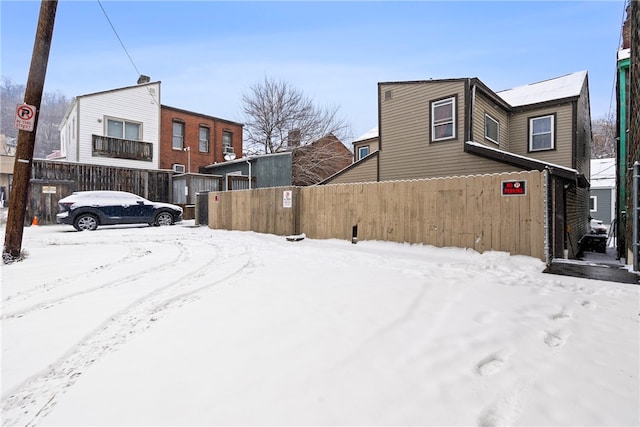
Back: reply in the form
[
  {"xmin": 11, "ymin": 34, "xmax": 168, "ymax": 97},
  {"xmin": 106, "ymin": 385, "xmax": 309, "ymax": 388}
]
[
  {"xmin": 0, "ymin": 239, "xmax": 256, "ymax": 427},
  {"xmin": 1, "ymin": 239, "xmax": 189, "ymax": 320},
  {"xmin": 1, "ymin": 241, "xmax": 146, "ymax": 305}
]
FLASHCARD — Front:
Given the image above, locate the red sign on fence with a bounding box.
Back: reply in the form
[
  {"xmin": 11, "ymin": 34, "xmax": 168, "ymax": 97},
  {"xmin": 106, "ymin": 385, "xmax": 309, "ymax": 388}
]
[{"xmin": 502, "ymin": 180, "xmax": 526, "ymax": 196}]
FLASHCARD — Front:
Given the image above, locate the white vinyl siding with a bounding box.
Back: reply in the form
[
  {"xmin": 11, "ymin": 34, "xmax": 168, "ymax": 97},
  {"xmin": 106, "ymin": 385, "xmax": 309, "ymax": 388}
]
[{"xmin": 67, "ymin": 82, "xmax": 161, "ymax": 169}]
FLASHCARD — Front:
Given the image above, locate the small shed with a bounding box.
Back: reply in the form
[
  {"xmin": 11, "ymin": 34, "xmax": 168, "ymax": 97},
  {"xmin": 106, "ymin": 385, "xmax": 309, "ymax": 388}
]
[
  {"xmin": 172, "ymin": 173, "xmax": 223, "ymax": 204},
  {"xmin": 590, "ymin": 158, "xmax": 616, "ymax": 224},
  {"xmin": 201, "ymin": 152, "xmax": 292, "ymax": 190}
]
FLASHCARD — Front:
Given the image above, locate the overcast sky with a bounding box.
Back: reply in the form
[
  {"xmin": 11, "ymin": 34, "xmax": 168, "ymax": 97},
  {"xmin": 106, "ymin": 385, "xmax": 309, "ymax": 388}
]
[{"xmin": 0, "ymin": 1, "xmax": 627, "ymax": 143}]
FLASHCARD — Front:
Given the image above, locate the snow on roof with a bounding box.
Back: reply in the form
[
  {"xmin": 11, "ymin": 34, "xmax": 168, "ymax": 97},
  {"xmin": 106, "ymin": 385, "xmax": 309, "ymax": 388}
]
[
  {"xmin": 590, "ymin": 157, "xmax": 616, "ymax": 189},
  {"xmin": 465, "ymin": 140, "xmax": 578, "ymax": 175},
  {"xmin": 618, "ymin": 48, "xmax": 630, "ymax": 61},
  {"xmin": 354, "ymin": 127, "xmax": 378, "ymax": 143},
  {"xmin": 496, "ymin": 71, "xmax": 587, "ymax": 107}
]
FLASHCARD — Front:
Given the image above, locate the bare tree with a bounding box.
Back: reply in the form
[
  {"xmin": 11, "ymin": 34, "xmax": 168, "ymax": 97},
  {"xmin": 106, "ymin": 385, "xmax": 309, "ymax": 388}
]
[
  {"xmin": 591, "ymin": 113, "xmax": 616, "ymax": 159},
  {"xmin": 0, "ymin": 76, "xmax": 70, "ymax": 158},
  {"xmin": 291, "ymin": 134, "xmax": 353, "ymax": 186},
  {"xmin": 242, "ymin": 77, "xmax": 352, "ymax": 155}
]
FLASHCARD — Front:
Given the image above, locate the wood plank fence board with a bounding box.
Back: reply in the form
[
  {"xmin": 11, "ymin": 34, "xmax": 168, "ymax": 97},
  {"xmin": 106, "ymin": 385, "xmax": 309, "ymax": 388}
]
[{"xmin": 207, "ymin": 171, "xmax": 547, "ymax": 260}]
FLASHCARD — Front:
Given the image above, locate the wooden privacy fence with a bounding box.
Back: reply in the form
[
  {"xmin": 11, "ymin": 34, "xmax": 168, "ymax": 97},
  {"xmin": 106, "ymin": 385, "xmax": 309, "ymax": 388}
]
[
  {"xmin": 24, "ymin": 160, "xmax": 174, "ymax": 225},
  {"xmin": 207, "ymin": 170, "xmax": 547, "ymax": 260}
]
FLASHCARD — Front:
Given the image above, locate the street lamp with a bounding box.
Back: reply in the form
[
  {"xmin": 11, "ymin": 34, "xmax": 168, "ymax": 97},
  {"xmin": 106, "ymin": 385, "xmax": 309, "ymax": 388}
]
[{"xmin": 183, "ymin": 146, "xmax": 191, "ymax": 173}]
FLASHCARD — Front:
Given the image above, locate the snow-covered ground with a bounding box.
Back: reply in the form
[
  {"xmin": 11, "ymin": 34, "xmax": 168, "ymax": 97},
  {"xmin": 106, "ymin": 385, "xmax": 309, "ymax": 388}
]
[{"xmin": 1, "ymin": 218, "xmax": 638, "ymax": 426}]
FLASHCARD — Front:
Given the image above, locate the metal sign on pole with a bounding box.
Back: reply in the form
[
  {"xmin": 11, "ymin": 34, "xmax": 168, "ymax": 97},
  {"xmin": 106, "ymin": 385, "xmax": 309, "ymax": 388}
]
[
  {"xmin": 3, "ymin": 0, "xmax": 58, "ymax": 262},
  {"xmin": 14, "ymin": 104, "xmax": 37, "ymax": 132}
]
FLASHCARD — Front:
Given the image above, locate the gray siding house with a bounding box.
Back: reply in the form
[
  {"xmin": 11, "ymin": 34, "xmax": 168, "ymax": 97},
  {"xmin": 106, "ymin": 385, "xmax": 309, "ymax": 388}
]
[
  {"xmin": 325, "ymin": 71, "xmax": 592, "ymax": 259},
  {"xmin": 590, "ymin": 158, "xmax": 616, "ymax": 225},
  {"xmin": 202, "ymin": 152, "xmax": 292, "ymax": 191}
]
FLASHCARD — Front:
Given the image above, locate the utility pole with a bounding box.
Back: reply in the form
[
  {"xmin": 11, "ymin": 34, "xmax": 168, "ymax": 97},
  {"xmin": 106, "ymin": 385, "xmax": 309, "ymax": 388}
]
[{"xmin": 3, "ymin": 0, "xmax": 58, "ymax": 262}]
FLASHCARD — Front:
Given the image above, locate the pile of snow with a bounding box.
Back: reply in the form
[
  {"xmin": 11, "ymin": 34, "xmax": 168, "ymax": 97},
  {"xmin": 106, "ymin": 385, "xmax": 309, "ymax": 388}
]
[{"xmin": 1, "ymin": 221, "xmax": 638, "ymax": 426}]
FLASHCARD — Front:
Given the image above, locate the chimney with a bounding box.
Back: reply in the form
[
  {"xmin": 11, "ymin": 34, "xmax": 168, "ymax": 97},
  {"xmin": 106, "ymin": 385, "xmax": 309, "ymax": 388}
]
[
  {"xmin": 137, "ymin": 74, "xmax": 151, "ymax": 84},
  {"xmin": 622, "ymin": 4, "xmax": 631, "ymax": 49},
  {"xmin": 287, "ymin": 129, "xmax": 301, "ymax": 147}
]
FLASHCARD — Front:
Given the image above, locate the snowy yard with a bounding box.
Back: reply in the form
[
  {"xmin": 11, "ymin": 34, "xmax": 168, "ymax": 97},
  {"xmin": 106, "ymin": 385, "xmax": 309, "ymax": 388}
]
[{"xmin": 1, "ymin": 219, "xmax": 638, "ymax": 426}]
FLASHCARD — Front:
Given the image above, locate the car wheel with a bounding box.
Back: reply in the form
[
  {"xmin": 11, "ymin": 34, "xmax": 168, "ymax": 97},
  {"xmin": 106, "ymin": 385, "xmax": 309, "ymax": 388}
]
[
  {"xmin": 154, "ymin": 211, "xmax": 174, "ymax": 226},
  {"xmin": 74, "ymin": 214, "xmax": 98, "ymax": 231}
]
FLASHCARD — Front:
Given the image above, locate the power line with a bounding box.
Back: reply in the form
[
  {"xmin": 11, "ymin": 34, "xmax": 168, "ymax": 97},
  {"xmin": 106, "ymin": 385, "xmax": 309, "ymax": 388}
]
[
  {"xmin": 96, "ymin": 0, "xmax": 159, "ymax": 105},
  {"xmin": 97, "ymin": 0, "xmax": 141, "ymax": 77}
]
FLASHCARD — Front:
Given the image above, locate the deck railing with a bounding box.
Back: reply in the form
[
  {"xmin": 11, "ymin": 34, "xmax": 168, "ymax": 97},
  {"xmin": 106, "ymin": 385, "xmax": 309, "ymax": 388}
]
[{"xmin": 92, "ymin": 135, "xmax": 153, "ymax": 161}]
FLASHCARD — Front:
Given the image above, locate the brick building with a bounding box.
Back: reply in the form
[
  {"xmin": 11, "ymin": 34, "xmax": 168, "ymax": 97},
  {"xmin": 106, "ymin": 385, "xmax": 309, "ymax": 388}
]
[{"xmin": 160, "ymin": 105, "xmax": 243, "ymax": 173}]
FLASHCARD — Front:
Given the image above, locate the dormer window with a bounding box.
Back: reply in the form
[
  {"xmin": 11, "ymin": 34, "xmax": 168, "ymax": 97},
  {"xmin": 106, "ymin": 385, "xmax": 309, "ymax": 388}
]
[
  {"xmin": 357, "ymin": 145, "xmax": 370, "ymax": 160},
  {"xmin": 529, "ymin": 114, "xmax": 555, "ymax": 151}
]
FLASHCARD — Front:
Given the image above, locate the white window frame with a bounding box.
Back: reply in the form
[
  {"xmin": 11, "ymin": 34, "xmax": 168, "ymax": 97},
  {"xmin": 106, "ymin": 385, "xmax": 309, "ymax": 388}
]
[
  {"xmin": 358, "ymin": 145, "xmax": 370, "ymax": 160},
  {"xmin": 223, "ymin": 130, "xmax": 233, "ymax": 154},
  {"xmin": 431, "ymin": 96, "xmax": 456, "ymax": 142},
  {"xmin": 199, "ymin": 126, "xmax": 210, "ymax": 153},
  {"xmin": 529, "ymin": 114, "xmax": 555, "ymax": 151},
  {"xmin": 106, "ymin": 117, "xmax": 141, "ymax": 141},
  {"xmin": 172, "ymin": 121, "xmax": 184, "ymax": 150},
  {"xmin": 590, "ymin": 195, "xmax": 597, "ymax": 212},
  {"xmin": 484, "ymin": 113, "xmax": 499, "ymax": 144}
]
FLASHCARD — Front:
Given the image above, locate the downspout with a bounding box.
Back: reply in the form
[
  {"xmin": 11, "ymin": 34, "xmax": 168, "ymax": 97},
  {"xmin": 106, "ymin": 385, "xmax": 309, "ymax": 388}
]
[
  {"xmin": 544, "ymin": 168, "xmax": 551, "ymax": 265},
  {"xmin": 468, "ymin": 80, "xmax": 476, "ymax": 141},
  {"xmin": 246, "ymin": 158, "xmax": 252, "ymax": 190},
  {"xmin": 618, "ymin": 57, "xmax": 629, "ymax": 258},
  {"xmin": 633, "ymin": 162, "xmax": 638, "ymax": 271}
]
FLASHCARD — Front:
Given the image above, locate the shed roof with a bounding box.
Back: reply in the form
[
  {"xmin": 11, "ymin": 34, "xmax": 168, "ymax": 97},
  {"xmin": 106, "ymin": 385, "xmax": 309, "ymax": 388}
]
[
  {"xmin": 590, "ymin": 158, "xmax": 616, "ymax": 189},
  {"xmin": 496, "ymin": 71, "xmax": 587, "ymax": 107},
  {"xmin": 354, "ymin": 127, "xmax": 378, "ymax": 143}
]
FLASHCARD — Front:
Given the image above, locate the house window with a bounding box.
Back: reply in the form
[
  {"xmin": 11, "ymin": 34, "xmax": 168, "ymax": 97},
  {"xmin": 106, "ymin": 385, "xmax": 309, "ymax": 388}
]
[
  {"xmin": 431, "ymin": 96, "xmax": 456, "ymax": 142},
  {"xmin": 358, "ymin": 145, "xmax": 370, "ymax": 160},
  {"xmin": 107, "ymin": 118, "xmax": 141, "ymax": 141},
  {"xmin": 590, "ymin": 196, "xmax": 597, "ymax": 212},
  {"xmin": 172, "ymin": 121, "xmax": 184, "ymax": 150},
  {"xmin": 199, "ymin": 126, "xmax": 210, "ymax": 153},
  {"xmin": 484, "ymin": 114, "xmax": 499, "ymax": 144},
  {"xmin": 529, "ymin": 114, "xmax": 555, "ymax": 151},
  {"xmin": 223, "ymin": 130, "xmax": 233, "ymax": 154}
]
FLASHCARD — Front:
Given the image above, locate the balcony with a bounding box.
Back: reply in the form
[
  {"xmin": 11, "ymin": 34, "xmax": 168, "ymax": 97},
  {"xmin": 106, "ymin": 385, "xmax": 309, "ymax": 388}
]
[{"xmin": 92, "ymin": 135, "xmax": 153, "ymax": 161}]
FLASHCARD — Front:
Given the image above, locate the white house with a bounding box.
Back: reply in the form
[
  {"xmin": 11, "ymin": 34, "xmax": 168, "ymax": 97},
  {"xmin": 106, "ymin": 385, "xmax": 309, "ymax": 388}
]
[
  {"xmin": 58, "ymin": 79, "xmax": 161, "ymax": 170},
  {"xmin": 590, "ymin": 158, "xmax": 616, "ymax": 225}
]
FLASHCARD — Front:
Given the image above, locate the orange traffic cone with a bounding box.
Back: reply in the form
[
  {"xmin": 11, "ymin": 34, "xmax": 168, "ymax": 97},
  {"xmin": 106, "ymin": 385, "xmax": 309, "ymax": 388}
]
[{"xmin": 32, "ymin": 216, "xmax": 39, "ymax": 226}]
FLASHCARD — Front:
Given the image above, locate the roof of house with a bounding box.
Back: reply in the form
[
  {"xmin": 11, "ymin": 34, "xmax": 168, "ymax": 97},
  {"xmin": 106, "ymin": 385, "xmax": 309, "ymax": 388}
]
[
  {"xmin": 353, "ymin": 127, "xmax": 378, "ymax": 143},
  {"xmin": 590, "ymin": 158, "xmax": 616, "ymax": 189},
  {"xmin": 464, "ymin": 141, "xmax": 588, "ymax": 187},
  {"xmin": 496, "ymin": 71, "xmax": 587, "ymax": 107}
]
